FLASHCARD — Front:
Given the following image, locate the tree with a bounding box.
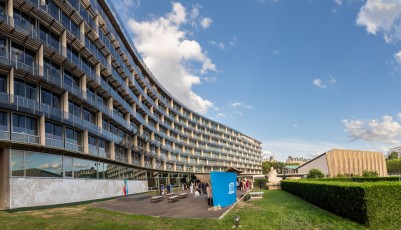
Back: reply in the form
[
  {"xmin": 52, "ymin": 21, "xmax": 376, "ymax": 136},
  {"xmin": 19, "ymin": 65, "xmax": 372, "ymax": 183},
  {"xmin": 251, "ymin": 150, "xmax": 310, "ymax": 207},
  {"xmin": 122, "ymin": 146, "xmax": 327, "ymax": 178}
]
[
  {"xmin": 307, "ymin": 168, "xmax": 325, "ymax": 179},
  {"xmin": 387, "ymin": 152, "xmax": 399, "ymax": 160},
  {"xmin": 387, "ymin": 158, "xmax": 401, "ymax": 175}
]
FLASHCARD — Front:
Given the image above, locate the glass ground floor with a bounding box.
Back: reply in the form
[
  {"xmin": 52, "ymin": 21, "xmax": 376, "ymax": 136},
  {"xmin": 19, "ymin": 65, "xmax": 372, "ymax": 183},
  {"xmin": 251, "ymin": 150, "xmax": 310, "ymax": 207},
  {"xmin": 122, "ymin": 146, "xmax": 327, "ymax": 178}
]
[{"xmin": 0, "ymin": 146, "xmax": 205, "ymax": 209}]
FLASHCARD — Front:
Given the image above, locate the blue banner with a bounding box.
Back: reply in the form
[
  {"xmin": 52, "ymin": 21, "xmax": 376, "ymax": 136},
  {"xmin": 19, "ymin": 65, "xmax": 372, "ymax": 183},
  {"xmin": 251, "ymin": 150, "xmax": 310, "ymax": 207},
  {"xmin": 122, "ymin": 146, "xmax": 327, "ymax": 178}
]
[{"xmin": 210, "ymin": 172, "xmax": 237, "ymax": 207}]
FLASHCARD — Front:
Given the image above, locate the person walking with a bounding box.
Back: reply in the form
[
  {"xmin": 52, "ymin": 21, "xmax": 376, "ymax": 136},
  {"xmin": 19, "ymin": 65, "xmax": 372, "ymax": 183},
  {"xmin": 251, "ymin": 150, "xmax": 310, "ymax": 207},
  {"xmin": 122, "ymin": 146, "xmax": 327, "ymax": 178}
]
[
  {"xmin": 190, "ymin": 182, "xmax": 194, "ymax": 193},
  {"xmin": 206, "ymin": 183, "xmax": 213, "ymax": 206},
  {"xmin": 160, "ymin": 184, "xmax": 165, "ymax": 195},
  {"xmin": 259, "ymin": 180, "xmax": 263, "ymax": 190}
]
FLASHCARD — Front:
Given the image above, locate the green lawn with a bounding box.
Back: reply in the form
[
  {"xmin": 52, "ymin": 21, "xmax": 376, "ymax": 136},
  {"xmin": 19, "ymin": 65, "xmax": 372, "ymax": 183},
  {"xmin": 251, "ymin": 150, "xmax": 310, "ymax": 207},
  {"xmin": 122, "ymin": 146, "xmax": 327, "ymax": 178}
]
[{"xmin": 0, "ymin": 190, "xmax": 366, "ymax": 230}]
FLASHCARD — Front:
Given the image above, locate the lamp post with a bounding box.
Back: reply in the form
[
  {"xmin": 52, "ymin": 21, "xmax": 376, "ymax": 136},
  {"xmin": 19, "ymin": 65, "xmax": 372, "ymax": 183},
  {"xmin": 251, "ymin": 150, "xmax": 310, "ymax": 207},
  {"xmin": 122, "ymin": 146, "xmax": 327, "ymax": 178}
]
[{"xmin": 233, "ymin": 216, "xmax": 240, "ymax": 228}]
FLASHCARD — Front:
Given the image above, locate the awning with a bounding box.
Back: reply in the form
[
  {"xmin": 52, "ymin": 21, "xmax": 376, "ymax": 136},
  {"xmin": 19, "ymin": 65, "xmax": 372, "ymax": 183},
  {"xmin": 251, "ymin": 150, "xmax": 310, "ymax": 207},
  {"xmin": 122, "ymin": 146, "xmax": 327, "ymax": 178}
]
[
  {"xmin": 194, "ymin": 174, "xmax": 210, "ymax": 182},
  {"xmin": 226, "ymin": 167, "xmax": 244, "ymax": 175}
]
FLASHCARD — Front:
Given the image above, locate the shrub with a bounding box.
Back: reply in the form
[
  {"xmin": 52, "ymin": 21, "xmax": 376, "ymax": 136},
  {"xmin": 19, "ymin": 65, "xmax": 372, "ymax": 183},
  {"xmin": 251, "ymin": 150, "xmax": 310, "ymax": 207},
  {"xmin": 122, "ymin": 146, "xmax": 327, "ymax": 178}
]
[
  {"xmin": 243, "ymin": 194, "xmax": 251, "ymax": 201},
  {"xmin": 362, "ymin": 170, "xmax": 378, "ymax": 177},
  {"xmin": 282, "ymin": 180, "xmax": 401, "ymax": 229},
  {"xmin": 253, "ymin": 178, "xmax": 267, "ymax": 189},
  {"xmin": 307, "ymin": 168, "xmax": 325, "ymax": 179}
]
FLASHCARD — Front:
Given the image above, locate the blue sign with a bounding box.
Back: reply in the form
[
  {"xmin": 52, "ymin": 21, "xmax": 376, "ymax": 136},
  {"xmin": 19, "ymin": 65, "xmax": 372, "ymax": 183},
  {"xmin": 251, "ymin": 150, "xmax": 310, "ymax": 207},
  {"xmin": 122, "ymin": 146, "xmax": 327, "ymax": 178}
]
[{"xmin": 210, "ymin": 172, "xmax": 237, "ymax": 207}]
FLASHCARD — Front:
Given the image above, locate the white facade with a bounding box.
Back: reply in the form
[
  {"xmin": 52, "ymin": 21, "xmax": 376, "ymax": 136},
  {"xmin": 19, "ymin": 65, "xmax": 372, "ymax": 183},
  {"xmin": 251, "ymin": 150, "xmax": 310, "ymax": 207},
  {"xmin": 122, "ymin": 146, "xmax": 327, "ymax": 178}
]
[{"xmin": 10, "ymin": 178, "xmax": 147, "ymax": 209}]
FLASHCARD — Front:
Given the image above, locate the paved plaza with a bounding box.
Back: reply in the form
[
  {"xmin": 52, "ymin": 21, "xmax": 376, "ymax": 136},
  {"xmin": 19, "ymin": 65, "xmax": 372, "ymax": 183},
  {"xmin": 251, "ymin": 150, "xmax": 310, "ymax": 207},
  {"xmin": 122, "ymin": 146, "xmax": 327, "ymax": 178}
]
[{"xmin": 91, "ymin": 190, "xmax": 247, "ymax": 219}]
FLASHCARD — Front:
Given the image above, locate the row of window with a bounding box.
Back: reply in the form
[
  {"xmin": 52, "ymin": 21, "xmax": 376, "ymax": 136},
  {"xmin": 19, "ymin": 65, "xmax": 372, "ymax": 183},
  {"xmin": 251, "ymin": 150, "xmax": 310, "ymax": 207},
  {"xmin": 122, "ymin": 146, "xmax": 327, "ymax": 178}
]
[
  {"xmin": 0, "ymin": 10, "xmax": 261, "ymax": 160},
  {"xmin": 10, "ymin": 149, "xmax": 146, "ymax": 180}
]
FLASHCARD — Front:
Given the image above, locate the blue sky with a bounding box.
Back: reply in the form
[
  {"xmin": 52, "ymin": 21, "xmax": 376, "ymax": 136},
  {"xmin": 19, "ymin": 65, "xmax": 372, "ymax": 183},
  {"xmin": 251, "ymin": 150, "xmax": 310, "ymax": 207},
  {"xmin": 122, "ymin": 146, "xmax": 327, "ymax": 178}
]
[{"xmin": 111, "ymin": 0, "xmax": 401, "ymax": 161}]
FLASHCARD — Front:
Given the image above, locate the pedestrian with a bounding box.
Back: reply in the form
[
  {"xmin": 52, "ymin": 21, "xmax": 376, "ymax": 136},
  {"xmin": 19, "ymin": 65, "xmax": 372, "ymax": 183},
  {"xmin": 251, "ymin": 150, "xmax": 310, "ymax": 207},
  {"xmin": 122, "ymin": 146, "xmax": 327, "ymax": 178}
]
[
  {"xmin": 160, "ymin": 184, "xmax": 165, "ymax": 195},
  {"xmin": 206, "ymin": 183, "xmax": 213, "ymax": 206},
  {"xmin": 259, "ymin": 180, "xmax": 263, "ymax": 190},
  {"xmin": 190, "ymin": 182, "xmax": 194, "ymax": 193}
]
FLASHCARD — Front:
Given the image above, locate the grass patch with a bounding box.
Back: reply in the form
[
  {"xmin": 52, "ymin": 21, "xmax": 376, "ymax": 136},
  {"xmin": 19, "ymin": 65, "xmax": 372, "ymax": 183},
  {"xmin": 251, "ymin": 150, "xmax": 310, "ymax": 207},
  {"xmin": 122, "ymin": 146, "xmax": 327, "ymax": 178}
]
[{"xmin": 0, "ymin": 190, "xmax": 366, "ymax": 230}]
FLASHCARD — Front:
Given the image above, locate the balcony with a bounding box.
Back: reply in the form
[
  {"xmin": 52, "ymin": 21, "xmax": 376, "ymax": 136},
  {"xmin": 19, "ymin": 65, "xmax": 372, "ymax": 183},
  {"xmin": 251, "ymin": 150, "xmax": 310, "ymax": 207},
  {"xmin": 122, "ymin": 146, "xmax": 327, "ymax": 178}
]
[
  {"xmin": 11, "ymin": 132, "xmax": 39, "ymax": 144},
  {"xmin": 45, "ymin": 137, "xmax": 64, "ymax": 148},
  {"xmin": 65, "ymin": 142, "xmax": 82, "ymax": 152}
]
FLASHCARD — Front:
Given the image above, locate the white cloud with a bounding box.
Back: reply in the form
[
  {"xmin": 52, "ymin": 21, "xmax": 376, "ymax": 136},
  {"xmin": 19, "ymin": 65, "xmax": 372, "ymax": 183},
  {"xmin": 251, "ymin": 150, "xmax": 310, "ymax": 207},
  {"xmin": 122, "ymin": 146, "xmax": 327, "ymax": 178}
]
[
  {"xmin": 40, "ymin": 163, "xmax": 62, "ymax": 170},
  {"xmin": 313, "ymin": 75, "xmax": 337, "ymax": 89},
  {"xmin": 293, "ymin": 124, "xmax": 299, "ymax": 128},
  {"xmin": 229, "ymin": 36, "xmax": 238, "ymax": 47},
  {"xmin": 216, "ymin": 113, "xmax": 231, "ymax": 119},
  {"xmin": 210, "ymin": 41, "xmax": 225, "ymax": 50},
  {"xmin": 273, "ymin": 50, "xmax": 280, "ymax": 55},
  {"xmin": 200, "ymin": 17, "xmax": 212, "ymax": 29},
  {"xmin": 203, "ymin": 76, "xmax": 217, "ymax": 83},
  {"xmin": 127, "ymin": 2, "xmax": 216, "ymax": 114},
  {"xmin": 343, "ymin": 115, "xmax": 401, "ymax": 144},
  {"xmin": 334, "ymin": 0, "xmax": 343, "ymax": 6},
  {"xmin": 262, "ymin": 138, "xmax": 338, "ymax": 161},
  {"xmin": 229, "ymin": 102, "xmax": 253, "ymax": 109},
  {"xmin": 394, "ymin": 50, "xmax": 401, "ymax": 65},
  {"xmin": 356, "ymin": 0, "xmax": 401, "ymax": 43},
  {"xmin": 313, "ymin": 79, "xmax": 326, "ymax": 88}
]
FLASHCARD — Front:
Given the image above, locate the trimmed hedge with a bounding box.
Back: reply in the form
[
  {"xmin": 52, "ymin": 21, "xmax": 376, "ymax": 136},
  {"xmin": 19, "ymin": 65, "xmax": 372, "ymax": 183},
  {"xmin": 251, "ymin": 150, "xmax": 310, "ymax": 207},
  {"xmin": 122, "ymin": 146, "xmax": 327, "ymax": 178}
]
[
  {"xmin": 311, "ymin": 176, "xmax": 400, "ymax": 183},
  {"xmin": 282, "ymin": 180, "xmax": 401, "ymax": 229}
]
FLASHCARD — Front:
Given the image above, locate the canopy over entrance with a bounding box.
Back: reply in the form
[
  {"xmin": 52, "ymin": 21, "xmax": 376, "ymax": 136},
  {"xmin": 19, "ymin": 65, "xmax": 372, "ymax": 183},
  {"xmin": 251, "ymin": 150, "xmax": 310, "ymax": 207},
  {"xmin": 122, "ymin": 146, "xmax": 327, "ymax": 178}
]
[
  {"xmin": 194, "ymin": 174, "xmax": 210, "ymax": 182},
  {"xmin": 226, "ymin": 167, "xmax": 244, "ymax": 175}
]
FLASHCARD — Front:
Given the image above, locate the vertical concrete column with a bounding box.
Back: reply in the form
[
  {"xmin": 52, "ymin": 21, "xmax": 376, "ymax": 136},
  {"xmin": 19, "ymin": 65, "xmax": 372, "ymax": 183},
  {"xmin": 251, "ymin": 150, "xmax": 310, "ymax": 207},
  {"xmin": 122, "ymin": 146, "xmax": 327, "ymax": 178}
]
[
  {"xmin": 81, "ymin": 75, "xmax": 87, "ymax": 99},
  {"xmin": 132, "ymin": 103, "xmax": 136, "ymax": 113},
  {"xmin": 107, "ymin": 96, "xmax": 113, "ymax": 110},
  {"xmin": 83, "ymin": 129, "xmax": 88, "ymax": 154},
  {"xmin": 173, "ymin": 163, "xmax": 176, "ymax": 171},
  {"xmin": 106, "ymin": 54, "xmax": 111, "ymax": 71},
  {"xmin": 95, "ymin": 63, "xmax": 101, "ymax": 77},
  {"xmin": 140, "ymin": 153, "xmax": 144, "ymax": 167},
  {"xmin": 163, "ymin": 161, "xmax": 166, "ymax": 171},
  {"xmin": 8, "ymin": 68, "xmax": 14, "ymax": 103},
  {"xmin": 150, "ymin": 106, "xmax": 153, "ymax": 114},
  {"xmin": 125, "ymin": 113, "xmax": 130, "ymax": 124},
  {"xmin": 145, "ymin": 114, "xmax": 148, "ymax": 123},
  {"xmin": 138, "ymin": 94, "xmax": 142, "ymax": 103},
  {"xmin": 39, "ymin": 114, "xmax": 45, "ymax": 145},
  {"xmin": 152, "ymin": 158, "xmax": 156, "ymax": 169},
  {"xmin": 124, "ymin": 77, "xmax": 129, "ymax": 87},
  {"xmin": 133, "ymin": 135, "xmax": 138, "ymax": 147},
  {"xmin": 37, "ymin": 45, "xmax": 43, "ymax": 76},
  {"xmin": 79, "ymin": 22, "xmax": 85, "ymax": 43},
  {"xmin": 61, "ymin": 31, "xmax": 67, "ymax": 57},
  {"xmin": 94, "ymin": 15, "xmax": 99, "ymax": 34},
  {"xmin": 0, "ymin": 147, "xmax": 11, "ymax": 210},
  {"xmin": 110, "ymin": 141, "xmax": 115, "ymax": 160},
  {"xmin": 96, "ymin": 112, "xmax": 102, "ymax": 129},
  {"xmin": 127, "ymin": 149, "xmax": 132, "ymax": 164},
  {"xmin": 62, "ymin": 91, "xmax": 69, "ymax": 119}
]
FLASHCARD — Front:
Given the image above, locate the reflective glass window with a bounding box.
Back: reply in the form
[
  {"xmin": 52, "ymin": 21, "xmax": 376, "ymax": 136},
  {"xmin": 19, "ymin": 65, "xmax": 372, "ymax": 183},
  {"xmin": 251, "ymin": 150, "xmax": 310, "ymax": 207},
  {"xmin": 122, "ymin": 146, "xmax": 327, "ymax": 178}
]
[
  {"xmin": 25, "ymin": 151, "xmax": 62, "ymax": 177},
  {"xmin": 0, "ymin": 38, "xmax": 7, "ymax": 58},
  {"xmin": 64, "ymin": 156, "xmax": 73, "ymax": 177},
  {"xmin": 0, "ymin": 111, "xmax": 8, "ymax": 131},
  {"xmin": 10, "ymin": 149, "xmax": 24, "ymax": 176},
  {"xmin": 73, "ymin": 158, "xmax": 97, "ymax": 178},
  {"xmin": 0, "ymin": 74, "xmax": 6, "ymax": 93}
]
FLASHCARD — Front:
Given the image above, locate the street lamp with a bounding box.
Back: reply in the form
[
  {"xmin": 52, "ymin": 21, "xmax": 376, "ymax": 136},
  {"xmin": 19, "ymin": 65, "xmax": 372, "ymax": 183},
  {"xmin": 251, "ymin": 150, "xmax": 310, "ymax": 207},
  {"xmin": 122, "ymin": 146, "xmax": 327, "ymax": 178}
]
[{"xmin": 233, "ymin": 216, "xmax": 240, "ymax": 228}]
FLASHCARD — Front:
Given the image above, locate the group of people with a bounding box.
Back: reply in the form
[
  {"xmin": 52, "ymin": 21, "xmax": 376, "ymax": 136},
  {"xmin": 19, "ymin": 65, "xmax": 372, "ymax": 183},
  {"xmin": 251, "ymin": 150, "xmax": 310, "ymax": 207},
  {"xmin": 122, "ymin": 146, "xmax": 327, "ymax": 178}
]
[
  {"xmin": 237, "ymin": 178, "xmax": 252, "ymax": 192},
  {"xmin": 159, "ymin": 184, "xmax": 173, "ymax": 195},
  {"xmin": 160, "ymin": 181, "xmax": 213, "ymax": 205}
]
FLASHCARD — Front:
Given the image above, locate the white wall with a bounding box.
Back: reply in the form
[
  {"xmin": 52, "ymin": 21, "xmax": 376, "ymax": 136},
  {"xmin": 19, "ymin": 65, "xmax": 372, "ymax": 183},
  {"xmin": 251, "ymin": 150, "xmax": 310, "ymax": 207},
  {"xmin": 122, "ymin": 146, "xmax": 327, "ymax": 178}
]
[
  {"xmin": 10, "ymin": 178, "xmax": 148, "ymax": 209},
  {"xmin": 297, "ymin": 154, "xmax": 329, "ymax": 175}
]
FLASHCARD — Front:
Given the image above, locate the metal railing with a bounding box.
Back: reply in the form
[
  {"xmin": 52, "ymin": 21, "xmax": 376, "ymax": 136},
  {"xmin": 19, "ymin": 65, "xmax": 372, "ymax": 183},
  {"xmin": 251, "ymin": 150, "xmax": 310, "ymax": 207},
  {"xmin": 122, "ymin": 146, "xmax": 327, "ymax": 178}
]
[{"xmin": 11, "ymin": 132, "xmax": 39, "ymax": 144}]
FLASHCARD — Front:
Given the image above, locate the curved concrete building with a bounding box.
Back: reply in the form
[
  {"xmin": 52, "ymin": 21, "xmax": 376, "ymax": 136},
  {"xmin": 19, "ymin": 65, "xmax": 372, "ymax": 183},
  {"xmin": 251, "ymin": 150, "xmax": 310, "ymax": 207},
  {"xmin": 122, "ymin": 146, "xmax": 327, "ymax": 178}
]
[{"xmin": 0, "ymin": 0, "xmax": 262, "ymax": 209}]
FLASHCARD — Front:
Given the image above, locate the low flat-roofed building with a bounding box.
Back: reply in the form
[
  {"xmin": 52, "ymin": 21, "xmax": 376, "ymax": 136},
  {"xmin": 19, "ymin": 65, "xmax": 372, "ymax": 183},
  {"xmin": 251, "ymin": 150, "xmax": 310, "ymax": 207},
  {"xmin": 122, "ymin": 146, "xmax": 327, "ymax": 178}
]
[{"xmin": 296, "ymin": 149, "xmax": 387, "ymax": 177}]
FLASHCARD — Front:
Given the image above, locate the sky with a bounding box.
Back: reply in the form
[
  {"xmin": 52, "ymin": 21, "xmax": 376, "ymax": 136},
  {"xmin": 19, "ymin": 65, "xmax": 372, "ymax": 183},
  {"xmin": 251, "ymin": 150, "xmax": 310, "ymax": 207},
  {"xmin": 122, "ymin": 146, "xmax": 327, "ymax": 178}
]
[{"xmin": 110, "ymin": 0, "xmax": 401, "ymax": 161}]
